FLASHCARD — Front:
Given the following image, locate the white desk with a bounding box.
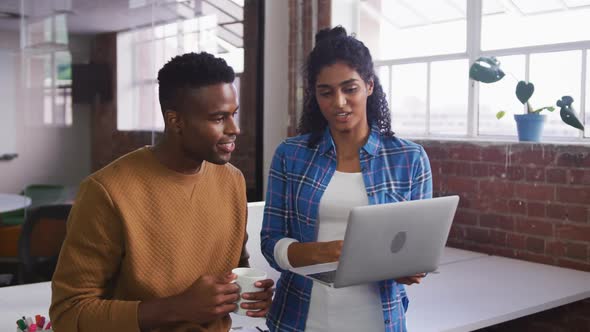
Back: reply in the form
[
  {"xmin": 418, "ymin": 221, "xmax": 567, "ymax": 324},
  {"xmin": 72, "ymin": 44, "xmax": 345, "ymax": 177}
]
[
  {"xmin": 437, "ymin": 247, "xmax": 488, "ymax": 265},
  {"xmin": 0, "ymin": 194, "xmax": 31, "ymax": 213},
  {"xmin": 405, "ymin": 252, "xmax": 590, "ymax": 332},
  {"xmin": 1, "ymin": 248, "xmax": 588, "ymax": 332},
  {"xmin": 0, "ymin": 282, "xmax": 266, "ymax": 332}
]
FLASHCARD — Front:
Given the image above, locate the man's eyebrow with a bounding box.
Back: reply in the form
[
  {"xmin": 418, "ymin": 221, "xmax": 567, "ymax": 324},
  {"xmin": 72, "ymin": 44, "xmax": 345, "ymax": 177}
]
[
  {"xmin": 208, "ymin": 106, "xmax": 240, "ymax": 116},
  {"xmin": 316, "ymin": 78, "xmax": 359, "ymax": 88}
]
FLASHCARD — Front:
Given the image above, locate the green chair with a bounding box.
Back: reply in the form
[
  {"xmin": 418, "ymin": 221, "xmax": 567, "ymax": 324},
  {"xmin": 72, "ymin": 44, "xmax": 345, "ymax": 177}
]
[
  {"xmin": 0, "ymin": 184, "xmax": 66, "ymax": 226},
  {"xmin": 24, "ymin": 184, "xmax": 66, "ymax": 209},
  {"xmin": 0, "ymin": 209, "xmax": 25, "ymax": 226}
]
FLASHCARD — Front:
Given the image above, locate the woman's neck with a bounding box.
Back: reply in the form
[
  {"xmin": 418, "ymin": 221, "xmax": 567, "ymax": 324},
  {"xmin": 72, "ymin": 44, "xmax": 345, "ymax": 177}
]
[
  {"xmin": 331, "ymin": 125, "xmax": 370, "ymax": 159},
  {"xmin": 331, "ymin": 125, "xmax": 370, "ymax": 172}
]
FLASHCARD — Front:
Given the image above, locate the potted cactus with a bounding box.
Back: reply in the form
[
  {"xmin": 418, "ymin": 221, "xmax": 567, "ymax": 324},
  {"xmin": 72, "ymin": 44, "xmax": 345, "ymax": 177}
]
[{"xmin": 469, "ymin": 56, "xmax": 584, "ymax": 142}]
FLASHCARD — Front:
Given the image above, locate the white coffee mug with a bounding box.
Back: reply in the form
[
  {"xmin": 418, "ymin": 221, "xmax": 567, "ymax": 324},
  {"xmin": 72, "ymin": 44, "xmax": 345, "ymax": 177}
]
[{"xmin": 232, "ymin": 267, "xmax": 267, "ymax": 316}]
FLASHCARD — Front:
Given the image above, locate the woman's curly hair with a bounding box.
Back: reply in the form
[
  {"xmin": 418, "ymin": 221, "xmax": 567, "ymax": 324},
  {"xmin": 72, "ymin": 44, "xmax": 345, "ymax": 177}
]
[{"xmin": 298, "ymin": 26, "xmax": 393, "ymax": 147}]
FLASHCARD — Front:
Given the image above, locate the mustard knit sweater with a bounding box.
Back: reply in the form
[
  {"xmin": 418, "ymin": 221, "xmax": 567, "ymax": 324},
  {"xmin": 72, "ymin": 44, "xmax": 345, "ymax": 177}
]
[{"xmin": 50, "ymin": 147, "xmax": 247, "ymax": 332}]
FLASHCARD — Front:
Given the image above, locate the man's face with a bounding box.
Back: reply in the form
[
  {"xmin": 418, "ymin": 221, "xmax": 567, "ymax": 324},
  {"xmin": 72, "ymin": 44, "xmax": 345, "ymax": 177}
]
[{"xmin": 174, "ymin": 83, "xmax": 240, "ymax": 165}]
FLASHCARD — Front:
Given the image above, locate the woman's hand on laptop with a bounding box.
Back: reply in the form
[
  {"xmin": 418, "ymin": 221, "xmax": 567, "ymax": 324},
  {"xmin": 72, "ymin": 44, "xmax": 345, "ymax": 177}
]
[
  {"xmin": 288, "ymin": 240, "xmax": 343, "ymax": 267},
  {"xmin": 394, "ymin": 273, "xmax": 426, "ymax": 285},
  {"xmin": 313, "ymin": 240, "xmax": 344, "ymax": 263}
]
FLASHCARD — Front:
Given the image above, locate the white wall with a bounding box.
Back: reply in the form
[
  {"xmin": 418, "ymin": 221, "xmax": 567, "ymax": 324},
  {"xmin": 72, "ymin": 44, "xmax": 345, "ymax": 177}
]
[
  {"xmin": 263, "ymin": 0, "xmax": 289, "ymax": 196},
  {"xmin": 0, "ymin": 50, "xmax": 17, "ymax": 156},
  {"xmin": 0, "ymin": 31, "xmax": 20, "ymax": 156},
  {"xmin": 331, "ymin": 0, "xmax": 360, "ymax": 34},
  {"xmin": 0, "ymin": 34, "xmax": 92, "ymax": 194}
]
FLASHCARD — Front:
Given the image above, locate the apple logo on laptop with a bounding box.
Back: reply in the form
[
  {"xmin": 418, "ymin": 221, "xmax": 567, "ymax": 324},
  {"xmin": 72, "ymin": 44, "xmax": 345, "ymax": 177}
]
[{"xmin": 390, "ymin": 231, "xmax": 407, "ymax": 253}]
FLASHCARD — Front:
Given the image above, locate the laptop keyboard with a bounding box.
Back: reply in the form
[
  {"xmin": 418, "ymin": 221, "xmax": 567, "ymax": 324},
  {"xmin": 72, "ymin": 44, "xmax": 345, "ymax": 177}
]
[{"xmin": 308, "ymin": 270, "xmax": 337, "ymax": 284}]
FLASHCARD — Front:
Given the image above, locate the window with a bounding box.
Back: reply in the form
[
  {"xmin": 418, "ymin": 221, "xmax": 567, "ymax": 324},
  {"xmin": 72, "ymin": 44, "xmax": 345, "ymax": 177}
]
[
  {"xmin": 365, "ymin": 0, "xmax": 466, "ymax": 60},
  {"xmin": 389, "ymin": 63, "xmax": 427, "ymax": 135},
  {"xmin": 22, "ymin": 12, "xmax": 72, "ymax": 127},
  {"xmin": 586, "ymin": 51, "xmax": 590, "ymax": 138},
  {"xmin": 24, "ymin": 51, "xmax": 73, "ymax": 127},
  {"xmin": 430, "ymin": 59, "xmax": 468, "ymax": 135},
  {"xmin": 338, "ymin": 0, "xmax": 590, "ymax": 141},
  {"xmin": 479, "ymin": 55, "xmax": 525, "ymax": 136},
  {"xmin": 529, "ymin": 51, "xmax": 582, "ymax": 137},
  {"xmin": 117, "ymin": 0, "xmax": 244, "ymax": 131},
  {"xmin": 481, "ymin": 0, "xmax": 590, "ymax": 50}
]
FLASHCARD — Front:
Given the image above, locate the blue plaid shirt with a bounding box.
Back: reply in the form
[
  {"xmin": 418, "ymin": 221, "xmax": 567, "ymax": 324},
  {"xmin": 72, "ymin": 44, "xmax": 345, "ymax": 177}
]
[{"xmin": 261, "ymin": 127, "xmax": 433, "ymax": 332}]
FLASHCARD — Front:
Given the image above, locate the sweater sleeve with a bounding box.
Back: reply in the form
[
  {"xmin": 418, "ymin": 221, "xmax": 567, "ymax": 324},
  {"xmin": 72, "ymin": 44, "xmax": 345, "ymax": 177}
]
[{"xmin": 50, "ymin": 177, "xmax": 140, "ymax": 332}]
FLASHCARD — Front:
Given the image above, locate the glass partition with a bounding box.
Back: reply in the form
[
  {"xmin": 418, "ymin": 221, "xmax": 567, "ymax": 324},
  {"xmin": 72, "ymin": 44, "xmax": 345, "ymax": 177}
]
[{"xmin": 0, "ymin": 0, "xmax": 262, "ymax": 285}]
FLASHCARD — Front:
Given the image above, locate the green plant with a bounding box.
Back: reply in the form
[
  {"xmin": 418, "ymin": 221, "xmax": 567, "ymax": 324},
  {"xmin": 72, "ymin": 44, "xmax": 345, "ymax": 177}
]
[{"xmin": 469, "ymin": 56, "xmax": 584, "ymax": 131}]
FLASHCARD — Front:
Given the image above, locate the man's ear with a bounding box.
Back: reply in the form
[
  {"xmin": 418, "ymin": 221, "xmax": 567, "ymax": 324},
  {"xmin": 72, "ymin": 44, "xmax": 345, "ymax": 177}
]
[
  {"xmin": 367, "ymin": 79, "xmax": 374, "ymax": 96},
  {"xmin": 163, "ymin": 109, "xmax": 182, "ymax": 134}
]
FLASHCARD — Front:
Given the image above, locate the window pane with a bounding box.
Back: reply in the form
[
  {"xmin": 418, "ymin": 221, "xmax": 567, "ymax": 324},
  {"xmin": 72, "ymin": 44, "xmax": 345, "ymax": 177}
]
[
  {"xmin": 482, "ymin": 0, "xmax": 590, "ymax": 50},
  {"xmin": 136, "ymin": 41, "xmax": 155, "ymax": 81},
  {"xmin": 529, "ymin": 51, "xmax": 582, "ymax": 137},
  {"xmin": 478, "ymin": 55, "xmax": 525, "ymax": 136},
  {"xmin": 356, "ymin": 0, "xmax": 466, "ymax": 60},
  {"xmin": 55, "ymin": 87, "xmax": 68, "ymax": 125},
  {"xmin": 164, "ymin": 22, "xmax": 178, "ymax": 37},
  {"xmin": 0, "ymin": 52, "xmax": 16, "ymax": 154},
  {"xmin": 25, "ymin": 56, "xmax": 46, "ymax": 126},
  {"xmin": 586, "ymin": 50, "xmax": 590, "ymax": 138},
  {"xmin": 154, "ymin": 39, "xmax": 167, "ymax": 75},
  {"xmin": 134, "ymin": 83, "xmax": 161, "ymax": 131},
  {"xmin": 184, "ymin": 31, "xmax": 200, "ymax": 53},
  {"xmin": 430, "ymin": 59, "xmax": 468, "ymax": 135},
  {"xmin": 44, "ymin": 90, "xmax": 52, "ymax": 125},
  {"xmin": 390, "ymin": 63, "xmax": 427, "ymax": 135},
  {"xmin": 164, "ymin": 36, "xmax": 179, "ymax": 60},
  {"xmin": 65, "ymin": 87, "xmax": 73, "ymax": 126},
  {"xmin": 117, "ymin": 7, "xmax": 243, "ymax": 132},
  {"xmin": 377, "ymin": 66, "xmax": 390, "ymax": 105},
  {"xmin": 234, "ymin": 75, "xmax": 241, "ymax": 126}
]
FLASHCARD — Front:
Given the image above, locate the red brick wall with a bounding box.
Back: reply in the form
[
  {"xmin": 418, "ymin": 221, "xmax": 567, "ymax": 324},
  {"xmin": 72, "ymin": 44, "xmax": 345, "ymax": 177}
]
[
  {"xmin": 418, "ymin": 140, "xmax": 590, "ymax": 331},
  {"xmin": 287, "ymin": 0, "xmax": 332, "ymax": 136},
  {"xmin": 418, "ymin": 140, "xmax": 590, "ymax": 271}
]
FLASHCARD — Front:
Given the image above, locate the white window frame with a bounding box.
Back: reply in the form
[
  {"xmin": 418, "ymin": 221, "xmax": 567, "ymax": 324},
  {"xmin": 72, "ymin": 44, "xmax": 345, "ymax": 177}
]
[{"xmin": 372, "ymin": 0, "xmax": 590, "ymax": 143}]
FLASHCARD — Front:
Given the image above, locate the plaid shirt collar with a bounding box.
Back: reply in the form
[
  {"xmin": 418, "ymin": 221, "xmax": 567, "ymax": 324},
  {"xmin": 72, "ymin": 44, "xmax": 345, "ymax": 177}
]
[{"xmin": 317, "ymin": 125, "xmax": 381, "ymax": 157}]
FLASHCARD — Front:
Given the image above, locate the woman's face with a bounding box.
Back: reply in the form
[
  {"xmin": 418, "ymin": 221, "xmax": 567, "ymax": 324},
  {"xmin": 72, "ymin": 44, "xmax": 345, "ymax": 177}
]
[{"xmin": 314, "ymin": 61, "xmax": 373, "ymax": 135}]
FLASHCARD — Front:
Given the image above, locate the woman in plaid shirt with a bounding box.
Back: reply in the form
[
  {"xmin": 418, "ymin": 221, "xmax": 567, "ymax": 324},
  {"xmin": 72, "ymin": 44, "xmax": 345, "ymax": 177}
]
[{"xmin": 261, "ymin": 26, "xmax": 433, "ymax": 332}]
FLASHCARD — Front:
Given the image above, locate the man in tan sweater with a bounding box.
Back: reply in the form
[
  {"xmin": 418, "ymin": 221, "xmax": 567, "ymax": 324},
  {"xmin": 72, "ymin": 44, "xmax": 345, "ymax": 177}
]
[{"xmin": 50, "ymin": 52, "xmax": 274, "ymax": 332}]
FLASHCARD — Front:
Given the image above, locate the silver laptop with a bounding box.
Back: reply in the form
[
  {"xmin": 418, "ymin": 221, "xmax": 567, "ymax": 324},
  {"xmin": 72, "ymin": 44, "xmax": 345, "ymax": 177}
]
[{"xmin": 290, "ymin": 195, "xmax": 459, "ymax": 288}]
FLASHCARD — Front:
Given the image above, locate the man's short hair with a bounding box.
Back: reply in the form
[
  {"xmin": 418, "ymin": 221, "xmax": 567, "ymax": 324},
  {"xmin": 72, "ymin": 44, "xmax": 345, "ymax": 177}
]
[{"xmin": 157, "ymin": 52, "xmax": 235, "ymax": 113}]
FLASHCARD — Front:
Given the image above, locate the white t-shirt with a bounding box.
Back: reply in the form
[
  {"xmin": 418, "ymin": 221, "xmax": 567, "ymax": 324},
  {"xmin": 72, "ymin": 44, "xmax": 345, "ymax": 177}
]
[{"xmin": 273, "ymin": 171, "xmax": 385, "ymax": 331}]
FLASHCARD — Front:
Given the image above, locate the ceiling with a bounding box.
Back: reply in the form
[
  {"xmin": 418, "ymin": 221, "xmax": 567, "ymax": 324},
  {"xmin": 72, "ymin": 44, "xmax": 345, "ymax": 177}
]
[
  {"xmin": 0, "ymin": 0, "xmax": 244, "ymax": 53},
  {"xmin": 0, "ymin": 0, "xmax": 243, "ymax": 36},
  {"xmin": 362, "ymin": 0, "xmax": 590, "ymax": 29}
]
